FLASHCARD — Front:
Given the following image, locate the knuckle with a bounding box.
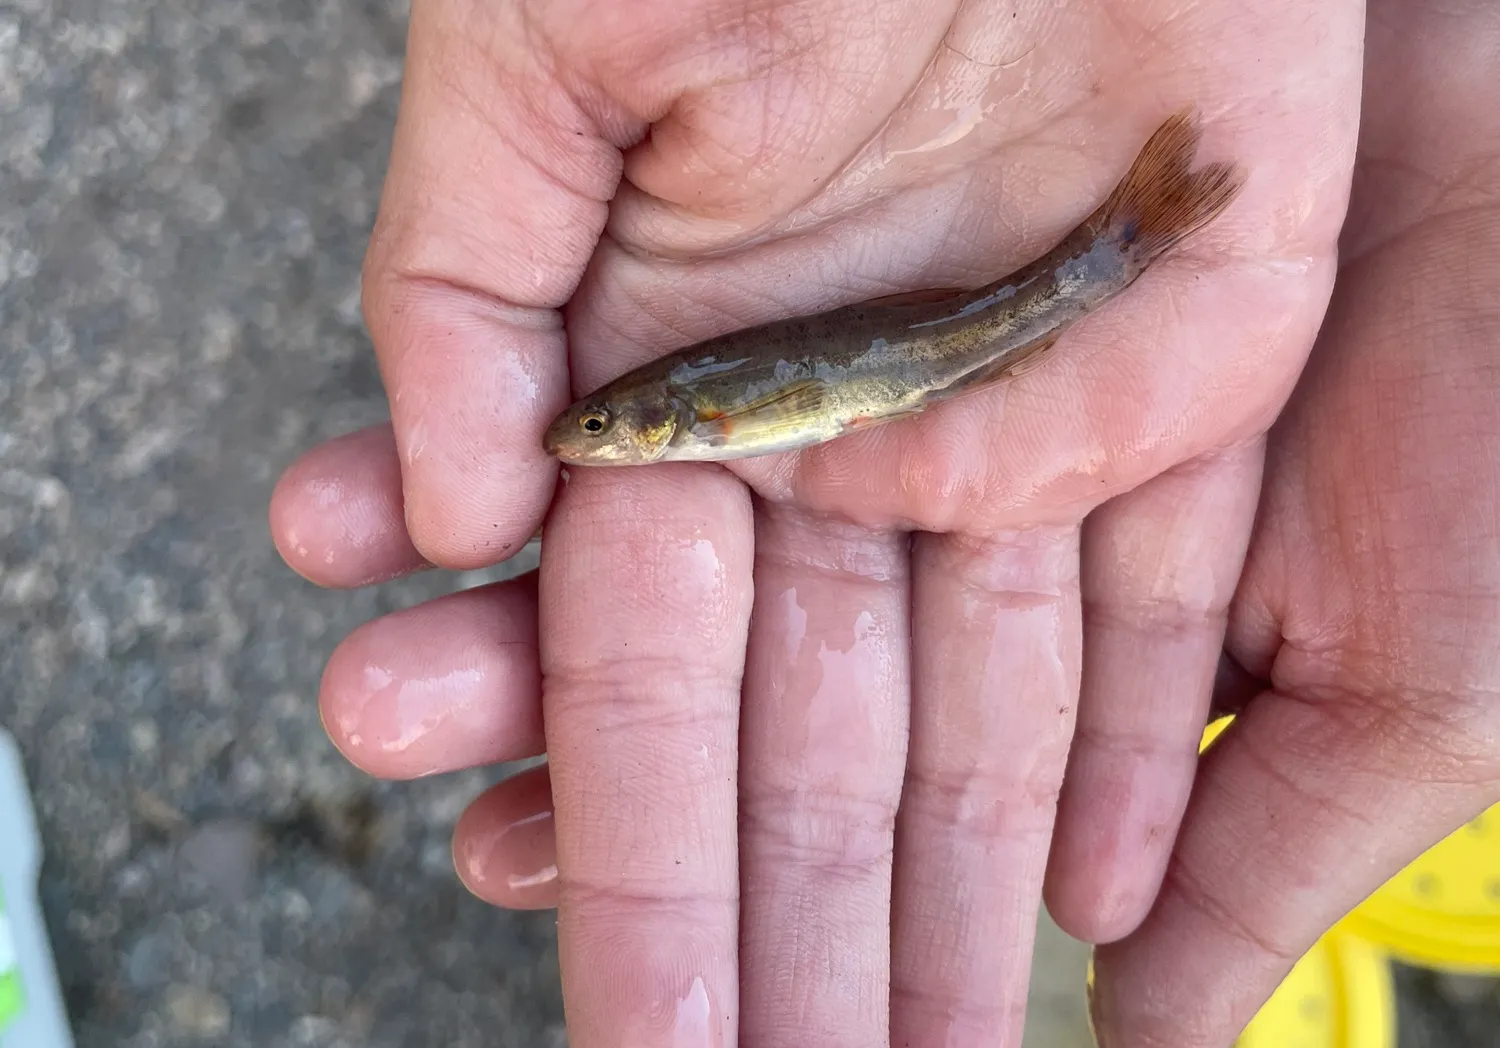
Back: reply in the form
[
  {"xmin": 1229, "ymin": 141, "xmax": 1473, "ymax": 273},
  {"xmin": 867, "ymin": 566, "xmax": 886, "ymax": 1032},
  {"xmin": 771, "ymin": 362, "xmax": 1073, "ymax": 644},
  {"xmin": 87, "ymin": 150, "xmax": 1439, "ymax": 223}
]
[
  {"xmin": 741, "ymin": 783, "xmax": 898, "ymax": 879},
  {"xmin": 903, "ymin": 762, "xmax": 1064, "ymax": 841}
]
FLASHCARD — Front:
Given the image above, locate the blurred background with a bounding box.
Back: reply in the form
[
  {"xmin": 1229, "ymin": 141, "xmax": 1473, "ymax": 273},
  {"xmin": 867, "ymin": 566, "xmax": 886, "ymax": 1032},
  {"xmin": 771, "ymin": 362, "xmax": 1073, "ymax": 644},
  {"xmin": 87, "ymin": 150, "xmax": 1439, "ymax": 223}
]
[{"xmin": 1, "ymin": 0, "xmax": 1496, "ymax": 1045}]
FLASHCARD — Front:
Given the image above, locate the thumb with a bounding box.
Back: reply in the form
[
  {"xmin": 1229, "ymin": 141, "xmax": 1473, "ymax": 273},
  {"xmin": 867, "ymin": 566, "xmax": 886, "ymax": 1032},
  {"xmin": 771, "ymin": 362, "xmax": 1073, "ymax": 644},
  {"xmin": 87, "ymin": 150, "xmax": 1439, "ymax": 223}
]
[
  {"xmin": 360, "ymin": 0, "xmax": 635, "ymax": 569},
  {"xmin": 1087, "ymin": 691, "xmax": 1498, "ymax": 1046}
]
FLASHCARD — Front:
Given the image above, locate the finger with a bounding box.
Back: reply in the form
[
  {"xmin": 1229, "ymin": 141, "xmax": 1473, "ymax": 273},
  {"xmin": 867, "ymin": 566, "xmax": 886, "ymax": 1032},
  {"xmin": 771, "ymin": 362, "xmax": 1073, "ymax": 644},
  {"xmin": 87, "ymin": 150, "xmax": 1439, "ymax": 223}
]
[
  {"xmin": 320, "ymin": 574, "xmax": 543, "ymax": 778},
  {"xmin": 1045, "ymin": 442, "xmax": 1265, "ymax": 943},
  {"xmin": 269, "ymin": 424, "xmax": 430, "ymax": 588},
  {"xmin": 454, "ymin": 762, "xmax": 559, "ymax": 910},
  {"xmin": 1088, "ymin": 694, "xmax": 1499, "ymax": 1047},
  {"xmin": 540, "ymin": 464, "xmax": 753, "ymax": 1048},
  {"xmin": 361, "ymin": 0, "xmax": 635, "ymax": 568},
  {"xmin": 737, "ymin": 507, "xmax": 910, "ymax": 1048},
  {"xmin": 889, "ymin": 526, "xmax": 1082, "ymax": 1046}
]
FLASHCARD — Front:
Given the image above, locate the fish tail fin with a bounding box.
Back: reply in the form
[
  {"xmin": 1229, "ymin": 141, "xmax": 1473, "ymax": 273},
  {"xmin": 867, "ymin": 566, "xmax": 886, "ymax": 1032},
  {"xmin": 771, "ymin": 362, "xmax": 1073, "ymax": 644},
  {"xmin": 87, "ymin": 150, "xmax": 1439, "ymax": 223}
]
[{"xmin": 1095, "ymin": 107, "xmax": 1244, "ymax": 263}]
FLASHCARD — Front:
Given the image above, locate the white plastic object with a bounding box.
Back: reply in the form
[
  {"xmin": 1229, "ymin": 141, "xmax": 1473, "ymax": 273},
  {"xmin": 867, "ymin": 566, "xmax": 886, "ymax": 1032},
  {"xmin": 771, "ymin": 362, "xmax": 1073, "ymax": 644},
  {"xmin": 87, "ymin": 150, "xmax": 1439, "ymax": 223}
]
[{"xmin": 0, "ymin": 727, "xmax": 74, "ymax": 1048}]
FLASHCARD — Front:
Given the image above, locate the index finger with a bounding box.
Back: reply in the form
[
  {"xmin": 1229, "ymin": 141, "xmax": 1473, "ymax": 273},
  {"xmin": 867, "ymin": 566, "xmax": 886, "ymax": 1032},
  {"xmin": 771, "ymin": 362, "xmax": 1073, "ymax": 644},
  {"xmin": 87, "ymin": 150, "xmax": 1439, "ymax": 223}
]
[
  {"xmin": 540, "ymin": 463, "xmax": 753, "ymax": 1046},
  {"xmin": 362, "ymin": 0, "xmax": 629, "ymax": 568}
]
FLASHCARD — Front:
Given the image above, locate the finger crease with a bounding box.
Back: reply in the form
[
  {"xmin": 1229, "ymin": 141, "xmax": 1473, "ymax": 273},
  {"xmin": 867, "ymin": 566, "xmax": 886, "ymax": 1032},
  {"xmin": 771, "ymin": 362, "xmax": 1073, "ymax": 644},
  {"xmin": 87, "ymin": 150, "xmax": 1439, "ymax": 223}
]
[
  {"xmin": 903, "ymin": 767, "xmax": 1063, "ymax": 838},
  {"xmin": 378, "ymin": 270, "xmax": 566, "ymax": 329},
  {"xmin": 1083, "ymin": 595, "xmax": 1228, "ymax": 639},
  {"xmin": 561, "ymin": 880, "xmax": 738, "ymax": 912},
  {"xmin": 741, "ymin": 788, "xmax": 898, "ymax": 876},
  {"xmin": 1160, "ymin": 858, "xmax": 1303, "ymax": 966}
]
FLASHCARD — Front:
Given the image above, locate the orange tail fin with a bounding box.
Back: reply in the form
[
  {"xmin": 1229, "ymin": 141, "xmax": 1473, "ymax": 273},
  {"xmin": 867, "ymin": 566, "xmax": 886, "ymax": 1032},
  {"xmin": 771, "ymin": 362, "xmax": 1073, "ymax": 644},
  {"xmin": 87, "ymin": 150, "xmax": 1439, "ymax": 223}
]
[{"xmin": 1095, "ymin": 108, "xmax": 1244, "ymax": 262}]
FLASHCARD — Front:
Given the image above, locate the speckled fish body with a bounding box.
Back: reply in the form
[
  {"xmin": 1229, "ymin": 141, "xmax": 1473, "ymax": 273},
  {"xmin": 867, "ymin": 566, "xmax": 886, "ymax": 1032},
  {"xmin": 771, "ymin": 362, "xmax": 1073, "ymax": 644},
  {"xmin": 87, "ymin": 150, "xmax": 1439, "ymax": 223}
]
[
  {"xmin": 588, "ymin": 240, "xmax": 1116, "ymax": 462},
  {"xmin": 544, "ymin": 109, "xmax": 1242, "ymax": 466}
]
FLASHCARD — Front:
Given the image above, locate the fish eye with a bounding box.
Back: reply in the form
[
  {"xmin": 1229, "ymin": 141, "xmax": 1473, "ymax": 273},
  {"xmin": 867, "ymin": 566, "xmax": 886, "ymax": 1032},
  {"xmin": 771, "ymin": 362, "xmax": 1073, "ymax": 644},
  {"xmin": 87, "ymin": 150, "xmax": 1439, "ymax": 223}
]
[{"xmin": 579, "ymin": 408, "xmax": 609, "ymax": 434}]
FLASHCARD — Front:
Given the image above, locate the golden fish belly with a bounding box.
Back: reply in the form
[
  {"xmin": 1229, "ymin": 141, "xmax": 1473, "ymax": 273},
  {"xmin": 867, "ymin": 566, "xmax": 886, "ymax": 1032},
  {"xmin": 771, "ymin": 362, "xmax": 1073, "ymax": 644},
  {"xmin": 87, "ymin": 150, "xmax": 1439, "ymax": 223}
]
[{"xmin": 662, "ymin": 357, "xmax": 949, "ymax": 460}]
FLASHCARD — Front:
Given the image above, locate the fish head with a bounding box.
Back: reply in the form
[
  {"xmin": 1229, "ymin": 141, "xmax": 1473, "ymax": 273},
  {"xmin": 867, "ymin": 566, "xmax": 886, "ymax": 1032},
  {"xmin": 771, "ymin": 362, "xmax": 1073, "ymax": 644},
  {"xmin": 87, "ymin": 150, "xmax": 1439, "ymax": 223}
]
[{"xmin": 543, "ymin": 387, "xmax": 693, "ymax": 465}]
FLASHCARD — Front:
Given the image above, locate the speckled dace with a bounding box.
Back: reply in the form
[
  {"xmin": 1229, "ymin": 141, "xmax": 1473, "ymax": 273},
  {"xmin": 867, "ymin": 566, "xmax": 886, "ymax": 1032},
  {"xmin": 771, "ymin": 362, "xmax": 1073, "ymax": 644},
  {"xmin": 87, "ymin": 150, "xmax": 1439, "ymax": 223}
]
[{"xmin": 545, "ymin": 110, "xmax": 1242, "ymax": 466}]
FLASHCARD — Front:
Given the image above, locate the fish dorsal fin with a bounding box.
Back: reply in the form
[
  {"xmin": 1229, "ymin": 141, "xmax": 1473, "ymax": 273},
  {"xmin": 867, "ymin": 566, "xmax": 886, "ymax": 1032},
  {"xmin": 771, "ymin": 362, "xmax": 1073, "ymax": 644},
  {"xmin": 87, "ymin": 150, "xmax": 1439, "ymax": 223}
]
[
  {"xmin": 863, "ymin": 287, "xmax": 969, "ymax": 309},
  {"xmin": 694, "ymin": 380, "xmax": 828, "ymax": 444}
]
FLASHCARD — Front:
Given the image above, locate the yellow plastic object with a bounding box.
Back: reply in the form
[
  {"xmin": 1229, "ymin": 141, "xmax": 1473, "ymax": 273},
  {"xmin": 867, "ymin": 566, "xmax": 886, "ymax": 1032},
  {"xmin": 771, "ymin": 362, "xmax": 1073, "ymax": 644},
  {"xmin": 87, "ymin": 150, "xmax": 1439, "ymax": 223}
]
[
  {"xmin": 1237, "ymin": 931, "xmax": 1396, "ymax": 1048},
  {"xmin": 1338, "ymin": 804, "xmax": 1500, "ymax": 972},
  {"xmin": 1200, "ymin": 713, "xmax": 1234, "ymax": 750}
]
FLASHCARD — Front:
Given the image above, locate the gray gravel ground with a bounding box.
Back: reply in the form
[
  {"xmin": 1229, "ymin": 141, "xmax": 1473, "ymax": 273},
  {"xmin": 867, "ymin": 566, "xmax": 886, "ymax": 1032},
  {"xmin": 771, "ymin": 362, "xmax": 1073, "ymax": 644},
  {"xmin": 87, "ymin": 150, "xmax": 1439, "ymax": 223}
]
[
  {"xmin": 2, "ymin": 0, "xmax": 561, "ymax": 1044},
  {"xmin": 1, "ymin": 0, "xmax": 1495, "ymax": 1046}
]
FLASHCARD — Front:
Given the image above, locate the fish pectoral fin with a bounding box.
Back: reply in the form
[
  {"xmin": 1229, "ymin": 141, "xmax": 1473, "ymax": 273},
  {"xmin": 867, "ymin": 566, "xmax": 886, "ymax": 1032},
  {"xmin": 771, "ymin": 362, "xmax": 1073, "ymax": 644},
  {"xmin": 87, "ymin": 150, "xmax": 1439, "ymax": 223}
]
[
  {"xmin": 699, "ymin": 380, "xmax": 827, "ymax": 422},
  {"xmin": 862, "ymin": 287, "xmax": 970, "ymax": 309},
  {"xmin": 694, "ymin": 381, "xmax": 829, "ymax": 441}
]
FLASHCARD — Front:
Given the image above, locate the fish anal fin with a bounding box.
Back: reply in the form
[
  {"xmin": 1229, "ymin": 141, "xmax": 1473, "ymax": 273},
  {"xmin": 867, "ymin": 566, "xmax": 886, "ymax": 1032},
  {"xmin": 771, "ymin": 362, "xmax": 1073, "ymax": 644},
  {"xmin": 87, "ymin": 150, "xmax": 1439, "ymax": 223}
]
[
  {"xmin": 841, "ymin": 402, "xmax": 925, "ymax": 434},
  {"xmin": 941, "ymin": 334, "xmax": 1061, "ymax": 399},
  {"xmin": 864, "ymin": 287, "xmax": 970, "ymax": 309},
  {"xmin": 1001, "ymin": 333, "xmax": 1060, "ymax": 378}
]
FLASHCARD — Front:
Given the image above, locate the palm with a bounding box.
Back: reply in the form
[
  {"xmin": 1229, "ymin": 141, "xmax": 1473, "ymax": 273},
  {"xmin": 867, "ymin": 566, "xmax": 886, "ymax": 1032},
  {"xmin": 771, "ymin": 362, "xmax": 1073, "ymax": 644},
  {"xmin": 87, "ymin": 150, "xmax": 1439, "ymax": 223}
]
[
  {"xmin": 1241, "ymin": 222, "xmax": 1500, "ymax": 754},
  {"xmin": 555, "ymin": 0, "xmax": 1356, "ymax": 531}
]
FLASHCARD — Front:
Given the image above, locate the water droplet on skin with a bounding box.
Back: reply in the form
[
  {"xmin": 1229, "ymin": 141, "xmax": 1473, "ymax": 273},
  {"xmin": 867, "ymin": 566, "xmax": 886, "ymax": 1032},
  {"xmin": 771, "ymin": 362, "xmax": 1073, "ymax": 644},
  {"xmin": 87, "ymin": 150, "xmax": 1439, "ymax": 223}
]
[
  {"xmin": 500, "ymin": 811, "xmax": 560, "ymax": 891},
  {"xmin": 306, "ymin": 477, "xmax": 345, "ymax": 509},
  {"xmin": 780, "ymin": 587, "xmax": 808, "ymax": 659},
  {"xmin": 803, "ymin": 610, "xmax": 884, "ymax": 752},
  {"xmin": 508, "ymin": 863, "xmax": 558, "ymax": 891},
  {"xmin": 673, "ymin": 977, "xmax": 713, "ymax": 1048},
  {"xmin": 403, "ymin": 420, "xmax": 428, "ymax": 465},
  {"xmin": 773, "ymin": 586, "xmax": 891, "ymax": 761},
  {"xmin": 382, "ymin": 668, "xmax": 483, "ymax": 752},
  {"xmin": 683, "ymin": 538, "xmax": 722, "ymax": 572},
  {"xmin": 496, "ymin": 353, "xmax": 541, "ymax": 404},
  {"xmin": 886, "ymin": 103, "xmax": 985, "ymax": 157},
  {"xmin": 342, "ymin": 664, "xmax": 481, "ymax": 756}
]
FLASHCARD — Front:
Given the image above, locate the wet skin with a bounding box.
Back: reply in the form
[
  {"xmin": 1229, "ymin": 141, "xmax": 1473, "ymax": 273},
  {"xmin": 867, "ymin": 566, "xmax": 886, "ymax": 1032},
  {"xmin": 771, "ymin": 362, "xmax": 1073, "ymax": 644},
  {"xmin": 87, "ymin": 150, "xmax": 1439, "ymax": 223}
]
[
  {"xmin": 260, "ymin": 0, "xmax": 1401, "ymax": 1045},
  {"xmin": 544, "ymin": 113, "xmax": 1239, "ymax": 466}
]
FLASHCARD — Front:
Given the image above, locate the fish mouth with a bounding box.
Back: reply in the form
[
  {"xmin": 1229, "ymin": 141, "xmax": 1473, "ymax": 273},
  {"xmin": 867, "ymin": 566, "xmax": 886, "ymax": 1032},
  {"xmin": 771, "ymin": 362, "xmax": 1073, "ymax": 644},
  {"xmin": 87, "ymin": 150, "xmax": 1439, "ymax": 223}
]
[
  {"xmin": 541, "ymin": 412, "xmax": 576, "ymax": 459},
  {"xmin": 542, "ymin": 424, "xmax": 616, "ymax": 466},
  {"xmin": 544, "ymin": 439, "xmax": 593, "ymax": 465}
]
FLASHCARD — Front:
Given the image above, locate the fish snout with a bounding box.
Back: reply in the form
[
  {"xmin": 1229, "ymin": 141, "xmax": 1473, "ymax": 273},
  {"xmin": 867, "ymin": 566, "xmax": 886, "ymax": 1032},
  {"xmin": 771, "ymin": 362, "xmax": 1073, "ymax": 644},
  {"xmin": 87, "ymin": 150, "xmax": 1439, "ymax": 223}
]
[{"xmin": 542, "ymin": 410, "xmax": 578, "ymax": 459}]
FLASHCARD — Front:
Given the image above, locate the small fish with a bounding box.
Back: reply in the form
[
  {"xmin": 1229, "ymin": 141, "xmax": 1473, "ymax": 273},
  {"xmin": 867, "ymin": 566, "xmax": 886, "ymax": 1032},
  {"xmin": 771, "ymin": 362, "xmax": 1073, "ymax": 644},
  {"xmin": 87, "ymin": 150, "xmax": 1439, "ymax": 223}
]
[{"xmin": 544, "ymin": 108, "xmax": 1243, "ymax": 466}]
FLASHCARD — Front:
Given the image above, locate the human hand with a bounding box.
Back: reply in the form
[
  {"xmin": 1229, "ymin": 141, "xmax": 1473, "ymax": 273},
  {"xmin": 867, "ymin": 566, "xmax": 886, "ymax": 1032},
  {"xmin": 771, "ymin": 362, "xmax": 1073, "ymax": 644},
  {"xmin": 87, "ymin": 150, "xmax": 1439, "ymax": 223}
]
[
  {"xmin": 1079, "ymin": 0, "xmax": 1500, "ymax": 1043},
  {"xmin": 269, "ymin": 0, "xmax": 1361, "ymax": 1043}
]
